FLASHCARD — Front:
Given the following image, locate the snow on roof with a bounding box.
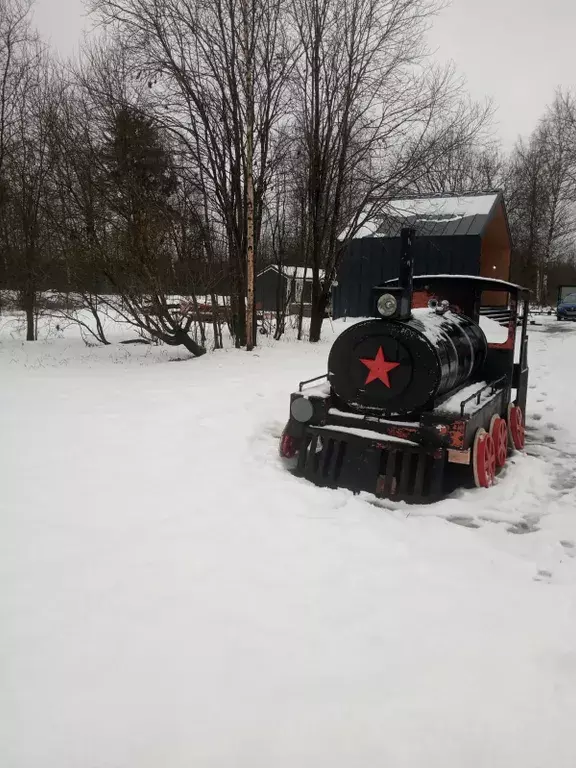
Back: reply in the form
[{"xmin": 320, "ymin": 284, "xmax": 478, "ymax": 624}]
[
  {"xmin": 385, "ymin": 194, "xmax": 497, "ymax": 219},
  {"xmin": 285, "ymin": 266, "xmax": 325, "ymax": 280},
  {"xmin": 258, "ymin": 265, "xmax": 326, "ymax": 280},
  {"xmin": 351, "ymin": 218, "xmax": 381, "ymax": 239},
  {"xmin": 341, "ymin": 193, "xmax": 500, "ymax": 240},
  {"xmin": 412, "ymin": 274, "xmax": 524, "ymax": 290}
]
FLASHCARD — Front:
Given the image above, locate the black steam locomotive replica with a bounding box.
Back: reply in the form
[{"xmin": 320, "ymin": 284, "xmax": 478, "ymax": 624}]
[{"xmin": 279, "ymin": 228, "xmax": 530, "ymax": 502}]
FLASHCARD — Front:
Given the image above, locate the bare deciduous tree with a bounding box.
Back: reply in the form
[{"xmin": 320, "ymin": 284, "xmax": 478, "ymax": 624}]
[
  {"xmin": 3, "ymin": 41, "xmax": 56, "ymax": 339},
  {"xmin": 290, "ymin": 0, "xmax": 492, "ymax": 340},
  {"xmin": 506, "ymin": 90, "xmax": 576, "ymax": 303},
  {"xmin": 91, "ymin": 0, "xmax": 293, "ymax": 349},
  {"xmin": 47, "ymin": 45, "xmax": 209, "ymax": 354},
  {"xmin": 411, "ymin": 143, "xmax": 503, "ymax": 195},
  {"xmin": 0, "ymin": 0, "xmax": 36, "ymax": 314}
]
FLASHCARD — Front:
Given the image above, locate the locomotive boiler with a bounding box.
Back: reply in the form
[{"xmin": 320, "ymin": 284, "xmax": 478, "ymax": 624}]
[
  {"xmin": 280, "ymin": 228, "xmax": 530, "ymax": 502},
  {"xmin": 327, "ymin": 308, "xmax": 487, "ymax": 416}
]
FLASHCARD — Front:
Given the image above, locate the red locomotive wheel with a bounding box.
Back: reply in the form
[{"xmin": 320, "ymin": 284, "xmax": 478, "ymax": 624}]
[
  {"xmin": 279, "ymin": 427, "xmax": 301, "ymax": 469},
  {"xmin": 473, "ymin": 428, "xmax": 496, "ymax": 488},
  {"xmin": 280, "ymin": 432, "xmax": 297, "ymax": 458},
  {"xmin": 489, "ymin": 415, "xmax": 508, "ymax": 468},
  {"xmin": 507, "ymin": 404, "xmax": 526, "ymax": 450}
]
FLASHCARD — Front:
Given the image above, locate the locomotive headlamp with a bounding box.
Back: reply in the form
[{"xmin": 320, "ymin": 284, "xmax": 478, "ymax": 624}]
[
  {"xmin": 377, "ymin": 293, "xmax": 398, "ymax": 317},
  {"xmin": 290, "ymin": 396, "xmax": 314, "ymax": 423}
]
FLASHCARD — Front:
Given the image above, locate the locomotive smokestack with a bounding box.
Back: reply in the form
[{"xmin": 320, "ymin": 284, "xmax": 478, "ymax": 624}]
[
  {"xmin": 398, "ymin": 227, "xmax": 416, "ymax": 319},
  {"xmin": 372, "ymin": 226, "xmax": 415, "ymax": 320}
]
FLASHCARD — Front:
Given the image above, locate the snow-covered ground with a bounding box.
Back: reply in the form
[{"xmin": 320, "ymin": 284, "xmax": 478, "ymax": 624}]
[{"xmin": 2, "ymin": 313, "xmax": 576, "ymax": 767}]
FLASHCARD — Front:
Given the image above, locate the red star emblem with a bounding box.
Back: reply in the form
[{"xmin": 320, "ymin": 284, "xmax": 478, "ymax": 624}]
[{"xmin": 360, "ymin": 346, "xmax": 400, "ymax": 388}]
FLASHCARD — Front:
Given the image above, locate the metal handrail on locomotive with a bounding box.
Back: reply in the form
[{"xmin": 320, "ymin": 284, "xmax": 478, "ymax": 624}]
[{"xmin": 279, "ymin": 228, "xmax": 530, "ymax": 502}]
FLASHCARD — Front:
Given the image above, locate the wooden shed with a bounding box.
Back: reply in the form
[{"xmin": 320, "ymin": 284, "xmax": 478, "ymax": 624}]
[{"xmin": 333, "ymin": 192, "xmax": 512, "ymax": 318}]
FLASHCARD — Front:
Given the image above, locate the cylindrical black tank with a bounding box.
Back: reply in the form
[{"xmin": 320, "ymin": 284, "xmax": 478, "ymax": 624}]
[{"xmin": 328, "ymin": 308, "xmax": 487, "ymax": 415}]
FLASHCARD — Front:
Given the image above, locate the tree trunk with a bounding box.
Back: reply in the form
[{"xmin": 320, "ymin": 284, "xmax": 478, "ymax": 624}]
[
  {"xmin": 244, "ymin": 8, "xmax": 256, "ymax": 352},
  {"xmin": 21, "ymin": 288, "xmax": 35, "ymax": 341},
  {"xmin": 309, "ymin": 292, "xmax": 328, "ymax": 342},
  {"xmin": 94, "ymin": 313, "xmax": 110, "ymax": 345},
  {"xmin": 246, "ymin": 203, "xmax": 255, "ymax": 349},
  {"xmin": 85, "ymin": 295, "xmax": 110, "ymax": 345},
  {"xmin": 171, "ymin": 329, "xmax": 206, "ymax": 357},
  {"xmin": 296, "ymin": 279, "xmax": 305, "ymax": 341},
  {"xmin": 536, "ymin": 265, "xmax": 547, "ymax": 306},
  {"xmin": 230, "ymin": 269, "xmax": 247, "ymax": 347},
  {"xmin": 211, "ymin": 292, "xmax": 223, "ymax": 350}
]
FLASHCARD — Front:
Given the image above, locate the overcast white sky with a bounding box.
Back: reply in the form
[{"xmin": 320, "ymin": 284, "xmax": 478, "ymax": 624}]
[{"xmin": 32, "ymin": 0, "xmax": 575, "ymax": 150}]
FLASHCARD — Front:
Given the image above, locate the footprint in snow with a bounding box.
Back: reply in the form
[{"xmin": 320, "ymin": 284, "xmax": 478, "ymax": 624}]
[
  {"xmin": 560, "ymin": 541, "xmax": 576, "ymax": 557},
  {"xmin": 534, "ymin": 569, "xmax": 553, "ymax": 582},
  {"xmin": 508, "ymin": 518, "xmax": 540, "ymax": 535},
  {"xmin": 550, "ymin": 469, "xmax": 576, "ymax": 492},
  {"xmin": 447, "ymin": 516, "xmax": 480, "ymax": 530}
]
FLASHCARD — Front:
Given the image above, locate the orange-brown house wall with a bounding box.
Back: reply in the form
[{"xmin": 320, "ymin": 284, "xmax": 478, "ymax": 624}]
[{"xmin": 480, "ymin": 203, "xmax": 511, "ymax": 306}]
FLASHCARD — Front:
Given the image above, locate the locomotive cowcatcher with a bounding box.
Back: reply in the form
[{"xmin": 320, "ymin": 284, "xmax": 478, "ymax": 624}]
[{"xmin": 279, "ymin": 228, "xmax": 530, "ymax": 503}]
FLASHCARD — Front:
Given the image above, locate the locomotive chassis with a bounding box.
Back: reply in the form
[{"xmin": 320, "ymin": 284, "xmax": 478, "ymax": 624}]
[{"xmin": 284, "ymin": 374, "xmax": 517, "ymax": 503}]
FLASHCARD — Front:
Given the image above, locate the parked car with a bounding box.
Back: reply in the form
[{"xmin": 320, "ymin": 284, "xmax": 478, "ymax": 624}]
[{"xmin": 557, "ymin": 291, "xmax": 576, "ymax": 320}]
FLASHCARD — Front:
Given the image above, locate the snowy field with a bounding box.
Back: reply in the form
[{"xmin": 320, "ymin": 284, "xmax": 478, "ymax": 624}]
[{"xmin": 2, "ymin": 313, "xmax": 576, "ymax": 767}]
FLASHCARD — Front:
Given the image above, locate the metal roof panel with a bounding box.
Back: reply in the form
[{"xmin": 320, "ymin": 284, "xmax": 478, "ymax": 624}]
[{"xmin": 344, "ymin": 193, "xmax": 501, "ymax": 239}]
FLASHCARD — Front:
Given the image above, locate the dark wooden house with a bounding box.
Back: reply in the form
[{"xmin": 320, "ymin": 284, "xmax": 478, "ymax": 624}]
[{"xmin": 333, "ymin": 192, "xmax": 512, "ymax": 317}]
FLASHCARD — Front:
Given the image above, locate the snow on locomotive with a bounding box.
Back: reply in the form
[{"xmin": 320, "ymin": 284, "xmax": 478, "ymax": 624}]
[{"xmin": 280, "ymin": 228, "xmax": 530, "ymax": 502}]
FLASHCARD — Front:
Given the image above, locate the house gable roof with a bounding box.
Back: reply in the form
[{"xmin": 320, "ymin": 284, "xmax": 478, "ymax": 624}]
[
  {"xmin": 257, "ymin": 265, "xmax": 325, "ymax": 280},
  {"xmin": 347, "ymin": 192, "xmax": 505, "ymax": 240}
]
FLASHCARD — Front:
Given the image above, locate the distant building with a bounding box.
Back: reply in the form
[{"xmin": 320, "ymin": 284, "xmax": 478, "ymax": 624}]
[
  {"xmin": 255, "ymin": 265, "xmax": 325, "ymax": 314},
  {"xmin": 333, "ymin": 192, "xmax": 512, "ymax": 317}
]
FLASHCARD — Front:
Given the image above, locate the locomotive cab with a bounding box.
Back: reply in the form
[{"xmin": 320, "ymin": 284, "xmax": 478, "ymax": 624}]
[{"xmin": 280, "ymin": 228, "xmax": 530, "ymax": 502}]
